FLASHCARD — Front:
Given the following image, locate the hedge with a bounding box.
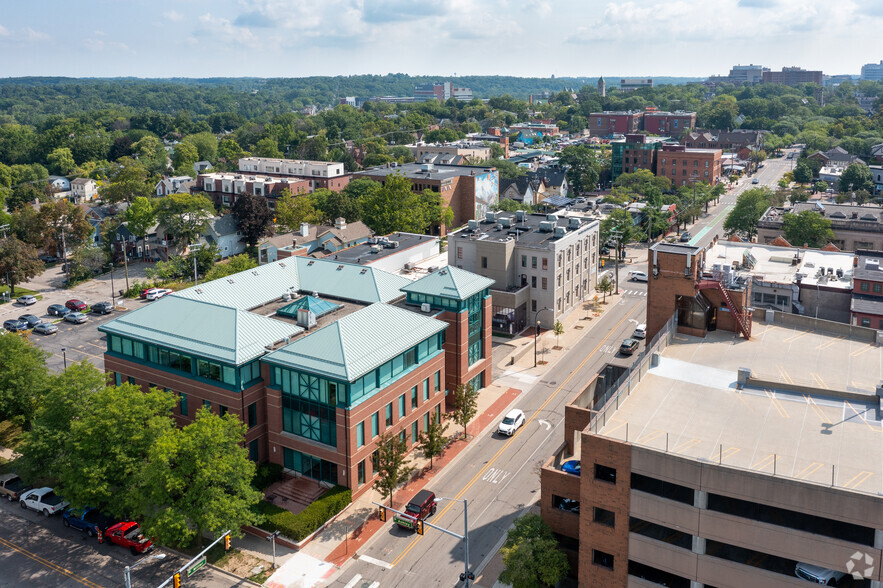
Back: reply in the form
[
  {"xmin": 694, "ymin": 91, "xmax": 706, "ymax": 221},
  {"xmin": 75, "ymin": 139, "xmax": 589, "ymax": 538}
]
[
  {"xmin": 252, "ymin": 462, "xmax": 284, "ymax": 491},
  {"xmin": 254, "ymin": 485, "xmax": 352, "ymax": 542}
]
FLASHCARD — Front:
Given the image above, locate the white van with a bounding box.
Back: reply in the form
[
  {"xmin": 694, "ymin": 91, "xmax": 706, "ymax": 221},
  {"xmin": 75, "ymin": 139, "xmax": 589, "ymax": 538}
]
[
  {"xmin": 628, "ymin": 270, "xmax": 648, "ymax": 282},
  {"xmin": 633, "ymin": 324, "xmax": 647, "ymax": 339}
]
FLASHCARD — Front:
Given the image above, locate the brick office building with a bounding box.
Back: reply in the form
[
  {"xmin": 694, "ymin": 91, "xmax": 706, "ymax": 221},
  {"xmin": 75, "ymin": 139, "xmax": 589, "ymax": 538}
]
[
  {"xmin": 99, "ymin": 257, "xmax": 493, "ymax": 498},
  {"xmin": 762, "ymin": 67, "xmax": 823, "ymax": 86},
  {"xmin": 589, "ymin": 111, "xmax": 644, "ymax": 137},
  {"xmin": 610, "ymin": 135, "xmax": 666, "ymax": 180},
  {"xmin": 237, "ymin": 157, "xmax": 351, "ymax": 192},
  {"xmin": 642, "ymin": 110, "xmax": 696, "ymax": 137},
  {"xmin": 851, "ymin": 249, "xmax": 883, "ymax": 328},
  {"xmin": 657, "ymin": 144, "xmax": 723, "ymax": 187},
  {"xmin": 195, "ymin": 173, "xmax": 311, "ymax": 208}
]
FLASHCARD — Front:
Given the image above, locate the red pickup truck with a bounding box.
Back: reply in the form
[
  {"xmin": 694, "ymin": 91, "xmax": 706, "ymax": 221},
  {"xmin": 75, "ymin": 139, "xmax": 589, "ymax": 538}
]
[{"xmin": 105, "ymin": 521, "xmax": 153, "ymax": 555}]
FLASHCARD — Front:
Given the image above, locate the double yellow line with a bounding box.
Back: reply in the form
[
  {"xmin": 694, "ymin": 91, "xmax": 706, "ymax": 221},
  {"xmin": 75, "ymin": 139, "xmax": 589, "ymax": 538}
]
[
  {"xmin": 0, "ymin": 535, "xmax": 105, "ymax": 588},
  {"xmin": 389, "ymin": 302, "xmax": 643, "ymax": 567}
]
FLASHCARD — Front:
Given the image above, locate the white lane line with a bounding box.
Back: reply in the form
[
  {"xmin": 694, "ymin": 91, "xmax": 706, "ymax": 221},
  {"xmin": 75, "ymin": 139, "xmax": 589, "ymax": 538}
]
[
  {"xmin": 358, "ymin": 554, "xmax": 392, "ymax": 569},
  {"xmin": 343, "ymin": 574, "xmax": 363, "ymax": 588}
]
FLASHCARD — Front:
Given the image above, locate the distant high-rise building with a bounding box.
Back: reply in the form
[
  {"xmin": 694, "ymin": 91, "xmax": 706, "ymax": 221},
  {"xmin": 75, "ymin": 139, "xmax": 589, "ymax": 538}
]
[
  {"xmin": 728, "ymin": 64, "xmax": 768, "ymax": 84},
  {"xmin": 620, "ymin": 78, "xmax": 653, "ymax": 92},
  {"xmin": 598, "ymin": 76, "xmax": 606, "ymax": 97},
  {"xmin": 414, "ymin": 81, "xmax": 473, "ymax": 102},
  {"xmin": 762, "ymin": 67, "xmax": 823, "ymax": 86},
  {"xmin": 861, "ymin": 60, "xmax": 883, "ymax": 81}
]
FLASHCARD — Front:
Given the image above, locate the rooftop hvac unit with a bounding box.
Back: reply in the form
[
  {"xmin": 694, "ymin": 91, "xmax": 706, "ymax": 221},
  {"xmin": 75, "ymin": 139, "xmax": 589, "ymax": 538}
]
[
  {"xmin": 282, "ymin": 292, "xmax": 291, "ymax": 301},
  {"xmin": 485, "ymin": 211, "xmax": 497, "ymax": 223},
  {"xmin": 515, "ymin": 210, "xmax": 526, "ymax": 222},
  {"xmin": 568, "ymin": 217, "xmax": 580, "ymax": 230},
  {"xmin": 371, "ymin": 244, "xmax": 383, "ymax": 252},
  {"xmin": 384, "ymin": 241, "xmax": 399, "ymax": 248},
  {"xmin": 428, "ymin": 265, "xmax": 439, "ymax": 272},
  {"xmin": 553, "ymin": 227, "xmax": 566, "ymax": 238},
  {"xmin": 538, "ymin": 221, "xmax": 555, "ymax": 232},
  {"xmin": 501, "ymin": 218, "xmax": 512, "ymax": 228},
  {"xmin": 467, "ymin": 219, "xmax": 479, "ymax": 231},
  {"xmin": 546, "ymin": 213, "xmax": 559, "ymax": 222},
  {"xmin": 494, "ymin": 224, "xmax": 503, "ymax": 231},
  {"xmin": 421, "ymin": 303, "xmax": 431, "ymax": 312},
  {"xmin": 296, "ymin": 308, "xmax": 317, "ymax": 329}
]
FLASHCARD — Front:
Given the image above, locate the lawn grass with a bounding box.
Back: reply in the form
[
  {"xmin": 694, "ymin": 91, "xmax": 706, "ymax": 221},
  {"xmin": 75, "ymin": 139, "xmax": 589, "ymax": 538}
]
[{"xmin": 0, "ymin": 286, "xmax": 41, "ymax": 304}]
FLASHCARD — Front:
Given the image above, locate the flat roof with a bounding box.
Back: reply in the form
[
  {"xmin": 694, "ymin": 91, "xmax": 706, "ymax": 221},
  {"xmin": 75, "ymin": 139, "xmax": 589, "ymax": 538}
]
[
  {"xmin": 597, "ymin": 325, "xmax": 883, "ymax": 493},
  {"xmin": 329, "ymin": 233, "xmax": 438, "ymax": 265},
  {"xmin": 356, "ymin": 163, "xmax": 496, "ymax": 181},
  {"xmin": 451, "ymin": 212, "xmax": 598, "ymax": 248}
]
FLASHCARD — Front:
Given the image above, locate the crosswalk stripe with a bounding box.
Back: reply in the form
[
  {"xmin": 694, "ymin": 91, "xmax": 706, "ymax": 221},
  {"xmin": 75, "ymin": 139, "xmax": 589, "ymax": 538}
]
[{"xmin": 344, "ymin": 575, "xmax": 363, "ymax": 588}]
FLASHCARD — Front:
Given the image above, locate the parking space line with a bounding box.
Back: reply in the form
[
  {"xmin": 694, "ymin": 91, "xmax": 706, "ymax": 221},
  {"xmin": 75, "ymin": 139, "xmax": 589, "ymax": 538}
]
[
  {"xmin": 672, "ymin": 438, "xmax": 701, "ymax": 454},
  {"xmin": 783, "ymin": 330, "xmax": 813, "ymax": 343},
  {"xmin": 795, "ymin": 462, "xmax": 823, "ymax": 480},
  {"xmin": 842, "ymin": 471, "xmax": 873, "ymax": 490},
  {"xmin": 751, "ymin": 454, "xmax": 775, "ymax": 471},
  {"xmin": 764, "ymin": 390, "xmax": 789, "ymax": 419}
]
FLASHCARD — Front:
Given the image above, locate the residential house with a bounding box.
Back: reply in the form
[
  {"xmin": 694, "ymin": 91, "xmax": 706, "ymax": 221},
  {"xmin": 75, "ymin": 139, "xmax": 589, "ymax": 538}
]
[
  {"xmin": 156, "ymin": 176, "xmax": 194, "ymax": 196},
  {"xmin": 71, "ymin": 177, "xmax": 99, "ymax": 202},
  {"xmin": 527, "ymin": 169, "xmax": 569, "ymax": 198},
  {"xmin": 193, "ymin": 161, "xmax": 213, "ymax": 173},
  {"xmin": 807, "ymin": 146, "xmax": 865, "ymax": 168},
  {"xmin": 48, "ymin": 176, "xmax": 71, "ymax": 193},
  {"xmin": 499, "ymin": 177, "xmax": 536, "ymax": 205},
  {"xmin": 258, "ymin": 218, "xmax": 374, "ymax": 262},
  {"xmin": 202, "ymin": 215, "xmax": 245, "ymax": 259},
  {"xmin": 870, "ymin": 143, "xmax": 883, "ymax": 164}
]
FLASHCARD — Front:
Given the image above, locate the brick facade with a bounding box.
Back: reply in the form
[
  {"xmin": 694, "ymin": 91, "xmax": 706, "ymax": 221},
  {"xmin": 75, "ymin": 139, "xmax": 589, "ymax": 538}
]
[
  {"xmin": 439, "ymin": 295, "xmax": 493, "ymax": 408},
  {"xmin": 657, "ymin": 145, "xmax": 723, "ymax": 187}
]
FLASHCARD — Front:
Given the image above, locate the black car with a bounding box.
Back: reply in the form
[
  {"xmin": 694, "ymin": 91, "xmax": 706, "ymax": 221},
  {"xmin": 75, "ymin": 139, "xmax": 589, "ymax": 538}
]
[
  {"xmin": 90, "ymin": 302, "xmax": 114, "ymax": 315},
  {"xmin": 3, "ymin": 319, "xmax": 28, "ymax": 332},
  {"xmin": 679, "ymin": 232, "xmax": 692, "ymax": 242},
  {"xmin": 18, "ymin": 315, "xmax": 42, "ymax": 328},
  {"xmin": 47, "ymin": 304, "xmax": 71, "ymax": 317},
  {"xmin": 620, "ymin": 338, "xmax": 639, "ymax": 355},
  {"xmin": 38, "ymin": 254, "xmax": 58, "ymax": 264}
]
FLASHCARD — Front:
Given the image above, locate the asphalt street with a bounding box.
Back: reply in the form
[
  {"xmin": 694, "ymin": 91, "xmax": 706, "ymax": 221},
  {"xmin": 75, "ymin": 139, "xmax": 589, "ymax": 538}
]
[{"xmin": 327, "ymin": 277, "xmax": 648, "ymax": 588}]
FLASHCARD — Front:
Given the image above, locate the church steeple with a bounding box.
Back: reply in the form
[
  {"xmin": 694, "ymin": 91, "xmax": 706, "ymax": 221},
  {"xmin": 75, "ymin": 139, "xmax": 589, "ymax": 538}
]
[{"xmin": 597, "ymin": 76, "xmax": 606, "ymax": 97}]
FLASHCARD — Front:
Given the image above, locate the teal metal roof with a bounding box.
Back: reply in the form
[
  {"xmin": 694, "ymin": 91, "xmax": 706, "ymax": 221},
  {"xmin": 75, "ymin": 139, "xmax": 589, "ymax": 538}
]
[
  {"xmin": 98, "ymin": 296, "xmax": 302, "ymax": 365},
  {"xmin": 171, "ymin": 257, "xmax": 409, "ymax": 310},
  {"xmin": 277, "ymin": 296, "xmax": 339, "ymax": 319},
  {"xmin": 295, "ymin": 257, "xmax": 410, "ymax": 303},
  {"xmin": 400, "ymin": 266, "xmax": 494, "ymax": 301},
  {"xmin": 263, "ymin": 303, "xmax": 447, "ymax": 381}
]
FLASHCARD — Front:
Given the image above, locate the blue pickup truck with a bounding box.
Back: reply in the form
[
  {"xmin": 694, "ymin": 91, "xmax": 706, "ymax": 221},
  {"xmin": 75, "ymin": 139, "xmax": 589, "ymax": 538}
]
[{"xmin": 62, "ymin": 507, "xmax": 117, "ymax": 538}]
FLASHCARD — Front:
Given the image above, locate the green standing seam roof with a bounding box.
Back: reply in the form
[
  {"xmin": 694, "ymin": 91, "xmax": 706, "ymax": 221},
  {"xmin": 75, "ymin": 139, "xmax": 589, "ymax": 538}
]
[
  {"xmin": 277, "ymin": 296, "xmax": 340, "ymax": 319},
  {"xmin": 263, "ymin": 303, "xmax": 447, "ymax": 381},
  {"xmin": 98, "ymin": 296, "xmax": 302, "ymax": 365},
  {"xmin": 295, "ymin": 256, "xmax": 411, "ymax": 304},
  {"xmin": 400, "ymin": 266, "xmax": 495, "ymax": 301}
]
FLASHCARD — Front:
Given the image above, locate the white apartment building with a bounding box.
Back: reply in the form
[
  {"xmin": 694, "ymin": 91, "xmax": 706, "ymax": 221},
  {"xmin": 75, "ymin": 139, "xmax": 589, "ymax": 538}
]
[{"xmin": 238, "ymin": 157, "xmax": 345, "ymax": 178}]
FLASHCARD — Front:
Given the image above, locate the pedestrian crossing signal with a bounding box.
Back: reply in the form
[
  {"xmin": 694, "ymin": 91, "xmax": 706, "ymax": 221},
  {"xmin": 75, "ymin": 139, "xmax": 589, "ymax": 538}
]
[
  {"xmin": 378, "ymin": 506, "xmax": 386, "ymax": 522},
  {"xmin": 416, "ymin": 520, "xmax": 424, "ymax": 535}
]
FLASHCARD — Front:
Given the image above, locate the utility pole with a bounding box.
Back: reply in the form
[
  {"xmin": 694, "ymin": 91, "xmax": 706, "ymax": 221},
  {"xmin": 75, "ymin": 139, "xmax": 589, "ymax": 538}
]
[
  {"xmin": 191, "ymin": 243, "xmax": 202, "ymax": 286},
  {"xmin": 61, "ymin": 229, "xmax": 68, "ymax": 285},
  {"xmin": 610, "ymin": 229, "xmax": 622, "ymax": 295},
  {"xmin": 118, "ymin": 236, "xmax": 130, "ymax": 293}
]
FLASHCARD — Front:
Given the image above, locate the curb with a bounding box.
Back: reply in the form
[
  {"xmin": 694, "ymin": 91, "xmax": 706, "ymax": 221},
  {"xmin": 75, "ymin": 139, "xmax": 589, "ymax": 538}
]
[{"xmin": 161, "ymin": 544, "xmax": 263, "ymax": 587}]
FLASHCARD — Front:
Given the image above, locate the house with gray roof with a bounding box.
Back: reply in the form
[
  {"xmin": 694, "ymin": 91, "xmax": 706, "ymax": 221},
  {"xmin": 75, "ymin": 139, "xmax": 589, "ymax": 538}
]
[{"xmin": 201, "ymin": 215, "xmax": 245, "ymax": 259}]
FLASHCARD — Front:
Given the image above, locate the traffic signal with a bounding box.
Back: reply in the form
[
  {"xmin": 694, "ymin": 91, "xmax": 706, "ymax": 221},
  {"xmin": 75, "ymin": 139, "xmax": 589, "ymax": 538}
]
[
  {"xmin": 415, "ymin": 520, "xmax": 424, "ymax": 535},
  {"xmin": 173, "ymin": 573, "xmax": 181, "ymax": 588},
  {"xmin": 224, "ymin": 534, "xmax": 231, "ymax": 551},
  {"xmin": 378, "ymin": 506, "xmax": 386, "ymax": 522}
]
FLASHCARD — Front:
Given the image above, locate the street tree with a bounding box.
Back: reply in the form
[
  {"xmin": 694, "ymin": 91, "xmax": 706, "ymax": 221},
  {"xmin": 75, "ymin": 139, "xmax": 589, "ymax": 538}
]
[
  {"xmin": 360, "ymin": 173, "xmax": 426, "ymax": 235},
  {"xmin": 783, "ymin": 210, "xmax": 835, "ymax": 249},
  {"xmin": 100, "ymin": 157, "xmax": 151, "ymax": 204},
  {"xmin": 372, "ymin": 429, "xmax": 415, "ymax": 508},
  {"xmin": 499, "ymin": 513, "xmax": 570, "ymax": 588},
  {"xmin": 276, "ymin": 190, "xmax": 321, "ymax": 232},
  {"xmin": 137, "ymin": 408, "xmax": 261, "ymax": 548},
  {"xmin": 485, "ymin": 158, "xmax": 526, "ymax": 180},
  {"xmin": 218, "ymin": 138, "xmax": 249, "ymax": 166},
  {"xmin": 231, "ymin": 192, "xmax": 274, "ymax": 249},
  {"xmin": 204, "ymin": 254, "xmax": 258, "ymax": 281},
  {"xmin": 0, "ymin": 331, "xmax": 49, "ymax": 428},
  {"xmin": 839, "ymin": 162, "xmax": 873, "ymax": 193},
  {"xmin": 792, "ymin": 161, "xmax": 813, "ymax": 184},
  {"xmin": 723, "ymin": 187, "xmax": 773, "ymax": 240},
  {"xmin": 417, "ymin": 411, "xmax": 449, "ymax": 470},
  {"xmin": 553, "ymin": 320, "xmax": 564, "ymax": 349},
  {"xmin": 38, "ymin": 199, "xmax": 94, "ymax": 257},
  {"xmin": 125, "ymin": 196, "xmax": 157, "ymax": 261},
  {"xmin": 558, "ymin": 145, "xmax": 600, "ymax": 193},
  {"xmin": 0, "ymin": 236, "xmax": 43, "ymax": 296},
  {"xmin": 254, "ymin": 137, "xmax": 283, "ymax": 158},
  {"xmin": 449, "ymin": 383, "xmax": 479, "ymax": 440},
  {"xmin": 46, "ymin": 147, "xmax": 77, "ymax": 175},
  {"xmin": 172, "ymin": 141, "xmax": 199, "ymax": 174},
  {"xmin": 57, "ymin": 384, "xmax": 176, "ymax": 518},
  {"xmin": 7, "ymin": 183, "xmax": 46, "ymax": 211},
  {"xmin": 597, "ymin": 275, "xmax": 614, "ymax": 303},
  {"xmin": 154, "ymin": 192, "xmax": 215, "ymax": 251},
  {"xmin": 813, "ymin": 181, "xmax": 829, "ymax": 194},
  {"xmin": 317, "ymin": 189, "xmax": 363, "ymax": 224}
]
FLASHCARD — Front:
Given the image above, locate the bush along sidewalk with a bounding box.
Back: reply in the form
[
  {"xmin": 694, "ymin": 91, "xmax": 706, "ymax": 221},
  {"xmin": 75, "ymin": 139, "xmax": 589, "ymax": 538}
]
[{"xmin": 253, "ymin": 485, "xmax": 351, "ymax": 542}]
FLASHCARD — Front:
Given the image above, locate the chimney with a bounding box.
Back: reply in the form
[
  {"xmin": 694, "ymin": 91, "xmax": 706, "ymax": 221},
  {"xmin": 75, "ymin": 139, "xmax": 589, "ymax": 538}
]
[{"xmin": 300, "ymin": 222, "xmax": 310, "ymax": 237}]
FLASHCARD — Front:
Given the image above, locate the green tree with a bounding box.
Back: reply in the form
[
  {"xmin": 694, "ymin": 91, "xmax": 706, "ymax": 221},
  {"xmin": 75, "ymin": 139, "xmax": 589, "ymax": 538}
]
[
  {"xmin": 698, "ymin": 95, "xmax": 739, "ymax": 130},
  {"xmin": 792, "ymin": 161, "xmax": 813, "ymax": 184},
  {"xmin": 499, "ymin": 513, "xmax": 570, "ymax": 588},
  {"xmin": 317, "ymin": 189, "xmax": 363, "ymax": 224},
  {"xmin": 723, "ymin": 187, "xmax": 773, "ymax": 240},
  {"xmin": 46, "ymin": 147, "xmax": 77, "ymax": 176},
  {"xmin": 7, "ymin": 183, "xmax": 46, "ymax": 211},
  {"xmin": 838, "ymin": 162, "xmax": 873, "ymax": 193},
  {"xmin": 552, "ymin": 320, "xmax": 564, "ymax": 349},
  {"xmin": 558, "ymin": 145, "xmax": 600, "ymax": 193},
  {"xmin": 67, "ymin": 245, "xmax": 108, "ymax": 283},
  {"xmin": 125, "ymin": 196, "xmax": 157, "ymax": 259},
  {"xmin": 254, "ymin": 137, "xmax": 283, "ymax": 158},
  {"xmin": 597, "ymin": 275, "xmax": 614, "ymax": 303},
  {"xmin": 57, "ymin": 384, "xmax": 176, "ymax": 518},
  {"xmin": 0, "ymin": 331, "xmax": 49, "ymax": 428},
  {"xmin": 231, "ymin": 193, "xmax": 273, "ymax": 249},
  {"xmin": 100, "ymin": 157, "xmax": 151, "ymax": 204},
  {"xmin": 486, "ymin": 158, "xmax": 526, "ymax": 180},
  {"xmin": 417, "ymin": 411, "xmax": 449, "ymax": 470},
  {"xmin": 182, "ymin": 132, "xmax": 219, "ymax": 163},
  {"xmin": 137, "ymin": 408, "xmax": 261, "ymax": 548},
  {"xmin": 600, "ymin": 208, "xmax": 638, "ymax": 249},
  {"xmin": 276, "ymin": 191, "xmax": 321, "ymax": 232},
  {"xmin": 204, "ymin": 254, "xmax": 258, "ymax": 281},
  {"xmin": 782, "ymin": 210, "xmax": 835, "ymax": 248},
  {"xmin": 155, "ymin": 192, "xmax": 215, "ymax": 250},
  {"xmin": 450, "ymin": 383, "xmax": 479, "ymax": 440},
  {"xmin": 814, "ymin": 181, "xmax": 829, "ymax": 194},
  {"xmin": 0, "ymin": 236, "xmax": 43, "ymax": 296},
  {"xmin": 372, "ymin": 429, "xmax": 414, "ymax": 508},
  {"xmin": 172, "ymin": 142, "xmax": 199, "ymax": 174},
  {"xmin": 217, "ymin": 138, "xmax": 249, "ymax": 166}
]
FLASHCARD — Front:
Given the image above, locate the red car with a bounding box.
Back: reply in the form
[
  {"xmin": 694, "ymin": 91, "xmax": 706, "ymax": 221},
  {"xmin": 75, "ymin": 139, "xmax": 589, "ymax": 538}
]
[
  {"xmin": 65, "ymin": 299, "xmax": 87, "ymax": 312},
  {"xmin": 105, "ymin": 521, "xmax": 153, "ymax": 555}
]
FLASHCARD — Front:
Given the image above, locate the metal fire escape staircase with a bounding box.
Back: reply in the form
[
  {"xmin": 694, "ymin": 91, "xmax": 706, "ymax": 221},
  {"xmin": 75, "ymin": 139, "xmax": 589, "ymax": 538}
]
[{"xmin": 695, "ymin": 280, "xmax": 751, "ymax": 340}]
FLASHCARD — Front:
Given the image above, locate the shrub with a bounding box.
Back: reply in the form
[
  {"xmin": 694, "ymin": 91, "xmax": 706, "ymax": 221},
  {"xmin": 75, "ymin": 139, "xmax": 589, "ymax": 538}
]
[
  {"xmin": 252, "ymin": 462, "xmax": 284, "ymax": 490},
  {"xmin": 254, "ymin": 485, "xmax": 351, "ymax": 541}
]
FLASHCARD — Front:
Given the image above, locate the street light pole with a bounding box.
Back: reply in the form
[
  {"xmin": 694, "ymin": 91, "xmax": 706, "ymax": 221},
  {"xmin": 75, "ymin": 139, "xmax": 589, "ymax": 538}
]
[
  {"xmin": 266, "ymin": 530, "xmax": 280, "ymax": 569},
  {"xmin": 124, "ymin": 553, "xmax": 166, "ymax": 588},
  {"xmin": 107, "ymin": 263, "xmax": 115, "ymax": 308},
  {"xmin": 533, "ymin": 307, "xmax": 552, "ymax": 367},
  {"xmin": 191, "ymin": 244, "xmax": 202, "ymax": 286},
  {"xmin": 434, "ymin": 497, "xmax": 471, "ymax": 587},
  {"xmin": 61, "ymin": 347, "xmax": 67, "ymax": 370}
]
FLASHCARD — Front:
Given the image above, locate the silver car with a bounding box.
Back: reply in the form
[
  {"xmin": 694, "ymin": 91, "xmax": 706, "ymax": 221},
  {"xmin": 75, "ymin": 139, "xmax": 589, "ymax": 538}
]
[
  {"xmin": 63, "ymin": 312, "xmax": 88, "ymax": 324},
  {"xmin": 33, "ymin": 322, "xmax": 58, "ymax": 335},
  {"xmin": 16, "ymin": 295, "xmax": 37, "ymax": 306}
]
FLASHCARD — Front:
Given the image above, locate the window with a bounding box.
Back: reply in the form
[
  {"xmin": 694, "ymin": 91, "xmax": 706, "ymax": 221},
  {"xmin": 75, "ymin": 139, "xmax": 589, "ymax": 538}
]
[
  {"xmin": 357, "ymin": 460, "xmax": 366, "ymax": 486},
  {"xmin": 424, "ymin": 412, "xmax": 430, "ymax": 430},
  {"xmin": 371, "ymin": 412, "xmax": 379, "ymax": 438},
  {"xmin": 457, "ymin": 247, "xmax": 463, "ymax": 259},
  {"xmin": 594, "ymin": 463, "xmax": 616, "ymax": 483},
  {"xmin": 521, "ymin": 255, "xmax": 527, "ymax": 267},
  {"xmin": 531, "ymin": 300, "xmax": 537, "ymax": 312},
  {"xmin": 412, "ymin": 421, "xmax": 419, "ymax": 444},
  {"xmin": 531, "ymin": 276, "xmax": 537, "ymax": 288},
  {"xmin": 875, "ymin": 283, "xmax": 883, "ymax": 294},
  {"xmin": 593, "ymin": 507, "xmax": 615, "ymax": 527},
  {"xmin": 531, "ymin": 256, "xmax": 537, "ymax": 269},
  {"xmin": 411, "ymin": 386, "xmax": 418, "ymax": 409},
  {"xmin": 385, "ymin": 403, "xmax": 393, "ymax": 426},
  {"xmin": 180, "ymin": 393, "xmax": 188, "ymax": 416},
  {"xmin": 434, "ymin": 371, "xmax": 441, "ymax": 393},
  {"xmin": 399, "ymin": 394, "xmax": 406, "ymax": 418},
  {"xmin": 423, "ymin": 378, "xmax": 429, "ymax": 401},
  {"xmin": 542, "ymin": 257, "xmax": 548, "ymax": 270},
  {"xmin": 219, "ymin": 405, "xmax": 228, "ymax": 416},
  {"xmin": 248, "ymin": 403, "xmax": 257, "ymax": 428},
  {"xmin": 542, "ymin": 277, "xmax": 548, "ymax": 290},
  {"xmin": 861, "ymin": 318, "xmax": 871, "ymax": 327},
  {"xmin": 356, "ymin": 422, "xmax": 365, "ymax": 448},
  {"xmin": 592, "ymin": 550, "xmax": 614, "ymax": 570}
]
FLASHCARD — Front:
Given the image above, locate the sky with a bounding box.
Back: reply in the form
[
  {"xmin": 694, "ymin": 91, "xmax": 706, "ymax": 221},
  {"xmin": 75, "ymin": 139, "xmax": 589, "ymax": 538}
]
[{"xmin": 1, "ymin": 0, "xmax": 881, "ymax": 79}]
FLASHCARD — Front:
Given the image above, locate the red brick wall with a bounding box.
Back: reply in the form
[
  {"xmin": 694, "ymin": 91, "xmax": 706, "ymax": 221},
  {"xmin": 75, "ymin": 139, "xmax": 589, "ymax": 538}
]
[
  {"xmin": 438, "ymin": 295, "xmax": 492, "ymax": 409},
  {"xmin": 646, "ymin": 248, "xmax": 704, "ymax": 341},
  {"xmin": 579, "ymin": 433, "xmax": 631, "ymax": 587}
]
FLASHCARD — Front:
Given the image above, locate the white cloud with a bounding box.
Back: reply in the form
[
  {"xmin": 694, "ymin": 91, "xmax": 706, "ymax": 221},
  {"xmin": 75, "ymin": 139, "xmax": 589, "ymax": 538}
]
[
  {"xmin": 83, "ymin": 38, "xmax": 133, "ymax": 53},
  {"xmin": 0, "ymin": 24, "xmax": 9, "ymax": 37},
  {"xmin": 163, "ymin": 10, "xmax": 184, "ymax": 22}
]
